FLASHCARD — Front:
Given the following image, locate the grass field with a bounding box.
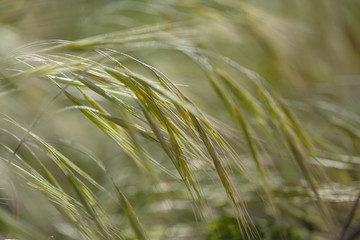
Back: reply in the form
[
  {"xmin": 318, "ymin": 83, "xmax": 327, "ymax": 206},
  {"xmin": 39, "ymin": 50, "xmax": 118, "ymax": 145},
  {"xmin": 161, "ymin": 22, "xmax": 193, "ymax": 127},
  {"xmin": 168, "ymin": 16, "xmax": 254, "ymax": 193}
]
[{"xmin": 0, "ymin": 1, "xmax": 360, "ymax": 239}]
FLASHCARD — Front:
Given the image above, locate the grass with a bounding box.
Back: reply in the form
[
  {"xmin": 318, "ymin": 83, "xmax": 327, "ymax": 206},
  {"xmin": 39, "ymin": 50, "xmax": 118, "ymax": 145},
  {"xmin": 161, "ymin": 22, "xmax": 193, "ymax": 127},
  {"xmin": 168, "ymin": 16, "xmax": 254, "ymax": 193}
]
[{"xmin": 0, "ymin": 0, "xmax": 360, "ymax": 239}]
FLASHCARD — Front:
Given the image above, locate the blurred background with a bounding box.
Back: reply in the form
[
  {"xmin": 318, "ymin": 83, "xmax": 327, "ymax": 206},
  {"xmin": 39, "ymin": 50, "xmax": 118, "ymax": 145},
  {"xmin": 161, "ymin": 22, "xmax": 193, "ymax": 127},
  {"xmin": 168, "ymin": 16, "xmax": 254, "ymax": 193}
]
[{"xmin": 0, "ymin": 0, "xmax": 360, "ymax": 239}]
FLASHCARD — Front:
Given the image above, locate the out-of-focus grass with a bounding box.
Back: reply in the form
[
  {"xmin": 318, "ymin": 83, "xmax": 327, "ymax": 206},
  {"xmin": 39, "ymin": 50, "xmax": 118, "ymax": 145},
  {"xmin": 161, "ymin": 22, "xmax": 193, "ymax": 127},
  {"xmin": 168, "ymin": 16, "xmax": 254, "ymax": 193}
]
[{"xmin": 0, "ymin": 0, "xmax": 360, "ymax": 239}]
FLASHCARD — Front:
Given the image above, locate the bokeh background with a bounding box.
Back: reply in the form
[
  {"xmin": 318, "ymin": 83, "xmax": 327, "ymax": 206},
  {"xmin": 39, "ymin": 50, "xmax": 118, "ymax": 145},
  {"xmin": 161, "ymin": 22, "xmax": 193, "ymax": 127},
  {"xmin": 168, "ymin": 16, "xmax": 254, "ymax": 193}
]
[{"xmin": 1, "ymin": 1, "xmax": 360, "ymax": 239}]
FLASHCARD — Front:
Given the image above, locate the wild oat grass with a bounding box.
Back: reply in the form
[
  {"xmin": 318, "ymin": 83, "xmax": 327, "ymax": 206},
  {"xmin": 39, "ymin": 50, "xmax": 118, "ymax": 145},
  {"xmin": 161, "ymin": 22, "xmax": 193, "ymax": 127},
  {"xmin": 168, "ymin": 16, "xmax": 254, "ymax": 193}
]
[{"xmin": 0, "ymin": 0, "xmax": 359, "ymax": 240}]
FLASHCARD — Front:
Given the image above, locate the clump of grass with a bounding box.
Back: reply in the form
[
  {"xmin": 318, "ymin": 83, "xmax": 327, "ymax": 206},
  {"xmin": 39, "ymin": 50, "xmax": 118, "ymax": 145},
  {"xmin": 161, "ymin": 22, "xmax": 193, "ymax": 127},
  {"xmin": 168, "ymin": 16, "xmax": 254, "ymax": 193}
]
[{"xmin": 0, "ymin": 1, "xmax": 360, "ymax": 240}]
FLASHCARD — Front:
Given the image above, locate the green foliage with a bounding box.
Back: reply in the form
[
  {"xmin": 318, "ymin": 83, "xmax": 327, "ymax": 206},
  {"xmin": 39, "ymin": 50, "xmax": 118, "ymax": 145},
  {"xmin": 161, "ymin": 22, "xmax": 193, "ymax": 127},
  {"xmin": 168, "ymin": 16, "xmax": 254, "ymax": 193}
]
[
  {"xmin": 0, "ymin": 0, "xmax": 360, "ymax": 239},
  {"xmin": 207, "ymin": 216, "xmax": 303, "ymax": 240}
]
